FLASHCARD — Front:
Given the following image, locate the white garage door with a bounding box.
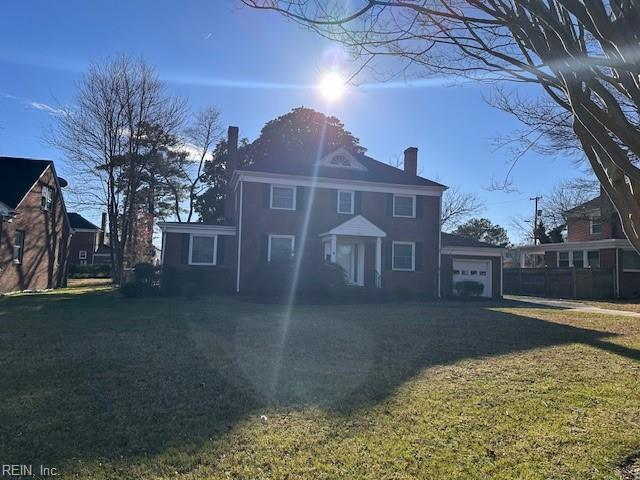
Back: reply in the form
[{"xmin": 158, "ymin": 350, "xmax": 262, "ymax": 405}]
[{"xmin": 452, "ymin": 259, "xmax": 492, "ymax": 297}]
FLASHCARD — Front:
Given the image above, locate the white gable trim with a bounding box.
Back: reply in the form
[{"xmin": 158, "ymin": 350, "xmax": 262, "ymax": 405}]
[
  {"xmin": 320, "ymin": 215, "xmax": 386, "ymax": 238},
  {"xmin": 231, "ymin": 170, "xmax": 445, "ymax": 196},
  {"xmin": 317, "ymin": 147, "xmax": 367, "ymax": 171}
]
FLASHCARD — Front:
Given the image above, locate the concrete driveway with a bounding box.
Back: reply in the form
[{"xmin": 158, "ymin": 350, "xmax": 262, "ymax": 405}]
[{"xmin": 505, "ymin": 295, "xmax": 640, "ymax": 318}]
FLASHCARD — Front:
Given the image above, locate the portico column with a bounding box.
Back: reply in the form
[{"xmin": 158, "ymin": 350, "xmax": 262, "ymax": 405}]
[
  {"xmin": 330, "ymin": 234, "xmax": 337, "ymax": 263},
  {"xmin": 375, "ymin": 237, "xmax": 382, "ymax": 288}
]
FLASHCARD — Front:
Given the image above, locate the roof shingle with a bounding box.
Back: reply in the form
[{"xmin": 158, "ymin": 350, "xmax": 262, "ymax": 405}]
[{"xmin": 0, "ymin": 156, "xmax": 52, "ymax": 208}]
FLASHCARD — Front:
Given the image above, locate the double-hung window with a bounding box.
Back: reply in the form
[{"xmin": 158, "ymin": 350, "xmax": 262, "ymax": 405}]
[
  {"xmin": 270, "ymin": 185, "xmax": 296, "ymax": 210},
  {"xmin": 393, "ymin": 194, "xmax": 415, "ymax": 217},
  {"xmin": 13, "ymin": 230, "xmax": 25, "ymax": 264},
  {"xmin": 590, "ymin": 215, "xmax": 602, "ymax": 234},
  {"xmin": 268, "ymin": 234, "xmax": 295, "ymax": 264},
  {"xmin": 587, "ymin": 250, "xmax": 600, "ymax": 268},
  {"xmin": 572, "ymin": 250, "xmax": 584, "ymax": 268},
  {"xmin": 79, "ymin": 250, "xmax": 87, "ymax": 260},
  {"xmin": 337, "ymin": 190, "xmax": 354, "ymax": 214},
  {"xmin": 623, "ymin": 250, "xmax": 640, "ymax": 272},
  {"xmin": 392, "ymin": 241, "xmax": 415, "ymax": 271},
  {"xmin": 41, "ymin": 185, "xmax": 53, "ymax": 211},
  {"xmin": 558, "ymin": 251, "xmax": 570, "ymax": 268},
  {"xmin": 189, "ymin": 234, "xmax": 217, "ymax": 265}
]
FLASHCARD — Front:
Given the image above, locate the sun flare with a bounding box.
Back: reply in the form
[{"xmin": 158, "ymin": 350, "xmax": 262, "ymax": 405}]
[{"xmin": 319, "ymin": 72, "xmax": 345, "ymax": 101}]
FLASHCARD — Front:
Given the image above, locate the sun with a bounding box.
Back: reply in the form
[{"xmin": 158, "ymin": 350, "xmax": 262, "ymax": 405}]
[{"xmin": 319, "ymin": 72, "xmax": 345, "ymax": 101}]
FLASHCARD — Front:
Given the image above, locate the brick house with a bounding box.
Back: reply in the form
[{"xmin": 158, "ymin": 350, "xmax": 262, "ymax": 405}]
[
  {"xmin": 68, "ymin": 213, "xmax": 100, "ymax": 265},
  {"xmin": 159, "ymin": 127, "xmax": 504, "ymax": 298},
  {"xmin": 518, "ymin": 193, "xmax": 640, "ymax": 298},
  {"xmin": 0, "ymin": 157, "xmax": 70, "ymax": 293}
]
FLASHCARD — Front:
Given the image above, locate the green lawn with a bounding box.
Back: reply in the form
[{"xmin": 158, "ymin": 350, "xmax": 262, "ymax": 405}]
[{"xmin": 1, "ymin": 287, "xmax": 639, "ymax": 479}]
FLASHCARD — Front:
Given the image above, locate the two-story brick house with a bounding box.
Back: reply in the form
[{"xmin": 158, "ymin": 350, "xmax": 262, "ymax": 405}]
[
  {"xmin": 67, "ymin": 213, "xmax": 101, "ymax": 265},
  {"xmin": 159, "ymin": 127, "xmax": 504, "ymax": 298},
  {"xmin": 518, "ymin": 192, "xmax": 640, "ymax": 297},
  {"xmin": 0, "ymin": 157, "xmax": 70, "ymax": 293}
]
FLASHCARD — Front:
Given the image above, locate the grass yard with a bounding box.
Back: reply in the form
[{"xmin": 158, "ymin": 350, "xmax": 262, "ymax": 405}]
[{"xmin": 1, "ymin": 287, "xmax": 639, "ymax": 479}]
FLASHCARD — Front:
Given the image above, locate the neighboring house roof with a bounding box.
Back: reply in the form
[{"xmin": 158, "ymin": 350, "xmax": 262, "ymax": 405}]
[
  {"xmin": 441, "ymin": 232, "xmax": 503, "ymax": 249},
  {"xmin": 0, "ymin": 156, "xmax": 53, "ymax": 208},
  {"xmin": 242, "ymin": 148, "xmax": 446, "ymax": 189},
  {"xmin": 68, "ymin": 212, "xmax": 100, "ymax": 231},
  {"xmin": 565, "ymin": 196, "xmax": 601, "ymax": 216}
]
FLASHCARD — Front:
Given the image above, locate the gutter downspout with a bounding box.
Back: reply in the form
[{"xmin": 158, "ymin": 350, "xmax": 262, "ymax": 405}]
[
  {"xmin": 437, "ymin": 194, "xmax": 442, "ymax": 298},
  {"xmin": 615, "ymin": 248, "xmax": 620, "ymax": 298},
  {"xmin": 235, "ymin": 180, "xmax": 243, "ymax": 294}
]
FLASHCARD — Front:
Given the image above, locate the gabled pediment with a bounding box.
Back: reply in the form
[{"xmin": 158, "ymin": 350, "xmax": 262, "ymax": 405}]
[
  {"xmin": 321, "ymin": 215, "xmax": 386, "ymax": 238},
  {"xmin": 317, "ymin": 147, "xmax": 367, "ymax": 171}
]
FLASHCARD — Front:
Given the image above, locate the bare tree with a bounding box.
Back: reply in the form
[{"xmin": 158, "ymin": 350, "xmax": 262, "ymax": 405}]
[
  {"xmin": 441, "ymin": 185, "xmax": 485, "ymax": 231},
  {"xmin": 242, "ymin": 0, "xmax": 640, "ymax": 252},
  {"xmin": 182, "ymin": 107, "xmax": 223, "ymax": 222},
  {"xmin": 542, "ymin": 178, "xmax": 598, "ymax": 228},
  {"xmin": 53, "ymin": 55, "xmax": 186, "ymax": 283}
]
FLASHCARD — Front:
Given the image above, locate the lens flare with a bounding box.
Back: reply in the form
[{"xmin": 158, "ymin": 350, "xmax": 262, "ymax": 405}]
[{"xmin": 319, "ymin": 72, "xmax": 345, "ymax": 101}]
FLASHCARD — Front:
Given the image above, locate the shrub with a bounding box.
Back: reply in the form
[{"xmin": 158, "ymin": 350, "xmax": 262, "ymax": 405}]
[
  {"xmin": 160, "ymin": 266, "xmax": 233, "ymax": 297},
  {"xmin": 454, "ymin": 280, "xmax": 485, "ymax": 297},
  {"xmin": 247, "ymin": 259, "xmax": 348, "ymax": 301},
  {"xmin": 119, "ymin": 282, "xmax": 158, "ymax": 298},
  {"xmin": 68, "ymin": 263, "xmax": 111, "ymax": 278},
  {"xmin": 134, "ymin": 263, "xmax": 157, "ymax": 284}
]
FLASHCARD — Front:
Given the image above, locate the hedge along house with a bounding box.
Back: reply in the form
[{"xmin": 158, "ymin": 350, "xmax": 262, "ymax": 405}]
[{"xmin": 159, "ymin": 126, "xmax": 504, "ymax": 298}]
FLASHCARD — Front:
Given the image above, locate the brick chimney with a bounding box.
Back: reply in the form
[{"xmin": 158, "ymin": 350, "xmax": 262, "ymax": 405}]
[
  {"xmin": 98, "ymin": 212, "xmax": 107, "ymax": 246},
  {"xmin": 404, "ymin": 147, "xmax": 418, "ymax": 176},
  {"xmin": 227, "ymin": 126, "xmax": 239, "ymax": 177}
]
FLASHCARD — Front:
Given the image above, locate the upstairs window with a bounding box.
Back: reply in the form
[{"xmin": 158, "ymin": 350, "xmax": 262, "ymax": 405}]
[
  {"xmin": 41, "ymin": 185, "xmax": 53, "ymax": 211},
  {"xmin": 337, "ymin": 190, "xmax": 354, "ymax": 214},
  {"xmin": 392, "ymin": 241, "xmax": 415, "ymax": 271},
  {"xmin": 13, "ymin": 230, "xmax": 25, "ymax": 264},
  {"xmin": 268, "ymin": 235, "xmax": 295, "ymax": 264},
  {"xmin": 189, "ymin": 234, "xmax": 217, "ymax": 265},
  {"xmin": 393, "ymin": 194, "xmax": 415, "ymax": 218},
  {"xmin": 590, "ymin": 215, "xmax": 602, "ymax": 234},
  {"xmin": 270, "ymin": 185, "xmax": 296, "ymax": 210}
]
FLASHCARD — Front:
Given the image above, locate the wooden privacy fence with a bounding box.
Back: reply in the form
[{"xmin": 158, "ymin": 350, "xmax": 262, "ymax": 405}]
[{"xmin": 504, "ymin": 268, "xmax": 615, "ymax": 299}]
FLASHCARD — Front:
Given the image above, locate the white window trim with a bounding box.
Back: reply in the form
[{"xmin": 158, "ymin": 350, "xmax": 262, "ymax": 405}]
[
  {"xmin": 41, "ymin": 185, "xmax": 53, "ymax": 212},
  {"xmin": 393, "ymin": 194, "xmax": 416, "ymax": 218},
  {"xmin": 337, "ymin": 190, "xmax": 355, "ymax": 214},
  {"xmin": 392, "ymin": 241, "xmax": 415, "ymax": 271},
  {"xmin": 622, "ymin": 249, "xmax": 640, "ymax": 272},
  {"xmin": 188, "ymin": 233, "xmax": 218, "ymax": 266},
  {"xmin": 557, "ymin": 250, "xmax": 600, "ymax": 268},
  {"xmin": 268, "ymin": 234, "xmax": 295, "ymax": 263},
  {"xmin": 589, "ymin": 214, "xmax": 602, "ymax": 235},
  {"xmin": 79, "ymin": 250, "xmax": 87, "ymax": 260},
  {"xmin": 270, "ymin": 184, "xmax": 297, "ymax": 210}
]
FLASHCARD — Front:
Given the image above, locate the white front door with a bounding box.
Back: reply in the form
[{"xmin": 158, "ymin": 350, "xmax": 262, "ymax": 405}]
[
  {"xmin": 336, "ymin": 242, "xmax": 364, "ymax": 285},
  {"xmin": 452, "ymin": 259, "xmax": 492, "ymax": 297}
]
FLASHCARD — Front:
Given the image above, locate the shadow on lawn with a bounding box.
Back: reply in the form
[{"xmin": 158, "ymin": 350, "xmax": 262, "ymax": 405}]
[{"xmin": 0, "ymin": 290, "xmax": 637, "ymax": 470}]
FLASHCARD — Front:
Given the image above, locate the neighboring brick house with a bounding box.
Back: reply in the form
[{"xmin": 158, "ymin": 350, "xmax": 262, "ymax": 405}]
[
  {"xmin": 518, "ymin": 193, "xmax": 640, "ymax": 298},
  {"xmin": 0, "ymin": 157, "xmax": 70, "ymax": 293},
  {"xmin": 159, "ymin": 127, "xmax": 504, "ymax": 298},
  {"xmin": 68, "ymin": 213, "xmax": 100, "ymax": 265}
]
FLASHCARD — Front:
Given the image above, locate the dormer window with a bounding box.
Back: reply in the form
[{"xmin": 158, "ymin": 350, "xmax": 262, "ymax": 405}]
[
  {"xmin": 317, "ymin": 148, "xmax": 367, "ymax": 171},
  {"xmin": 590, "ymin": 215, "xmax": 602, "ymax": 234}
]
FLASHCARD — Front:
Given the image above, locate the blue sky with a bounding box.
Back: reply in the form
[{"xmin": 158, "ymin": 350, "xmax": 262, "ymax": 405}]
[{"xmin": 0, "ymin": 0, "xmax": 585, "ymax": 241}]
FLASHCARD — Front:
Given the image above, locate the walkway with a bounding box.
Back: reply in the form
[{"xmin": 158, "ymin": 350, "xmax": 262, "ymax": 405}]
[{"xmin": 505, "ymin": 295, "xmax": 640, "ymax": 318}]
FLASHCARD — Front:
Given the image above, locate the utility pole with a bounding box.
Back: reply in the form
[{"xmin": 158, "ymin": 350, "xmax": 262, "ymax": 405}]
[{"xmin": 530, "ymin": 196, "xmax": 543, "ymax": 245}]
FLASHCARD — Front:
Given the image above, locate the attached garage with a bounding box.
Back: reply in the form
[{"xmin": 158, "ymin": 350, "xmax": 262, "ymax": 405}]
[{"xmin": 441, "ymin": 233, "xmax": 504, "ymax": 299}]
